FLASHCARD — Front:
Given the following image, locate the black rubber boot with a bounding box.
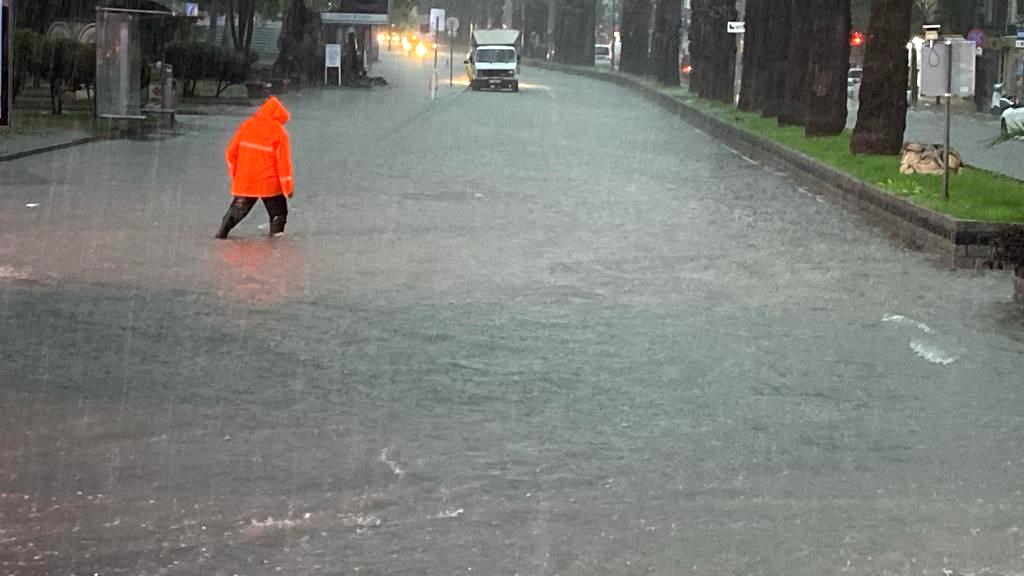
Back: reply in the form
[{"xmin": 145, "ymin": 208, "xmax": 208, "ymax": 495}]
[
  {"xmin": 215, "ymin": 215, "xmax": 235, "ymax": 239},
  {"xmin": 269, "ymin": 215, "xmax": 287, "ymax": 236},
  {"xmin": 216, "ymin": 198, "xmax": 257, "ymax": 239},
  {"xmin": 216, "ymin": 210, "xmax": 241, "ymax": 239}
]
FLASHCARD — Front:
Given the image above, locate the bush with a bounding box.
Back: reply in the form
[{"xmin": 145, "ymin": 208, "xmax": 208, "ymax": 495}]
[
  {"xmin": 71, "ymin": 43, "xmax": 97, "ymax": 94},
  {"xmin": 13, "ymin": 29, "xmax": 43, "ymax": 101},
  {"xmin": 163, "ymin": 42, "xmax": 252, "ymax": 98},
  {"xmin": 38, "ymin": 38, "xmax": 95, "ymax": 113},
  {"xmin": 165, "ymin": 42, "xmax": 218, "ymax": 97},
  {"xmin": 214, "ymin": 50, "xmax": 253, "ymax": 97}
]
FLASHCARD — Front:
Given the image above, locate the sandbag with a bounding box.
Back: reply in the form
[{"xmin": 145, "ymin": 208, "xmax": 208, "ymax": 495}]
[{"xmin": 900, "ymin": 142, "xmax": 963, "ymax": 176}]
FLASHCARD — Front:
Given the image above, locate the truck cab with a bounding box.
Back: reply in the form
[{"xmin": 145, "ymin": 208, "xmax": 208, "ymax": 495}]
[{"xmin": 465, "ymin": 30, "xmax": 521, "ymax": 92}]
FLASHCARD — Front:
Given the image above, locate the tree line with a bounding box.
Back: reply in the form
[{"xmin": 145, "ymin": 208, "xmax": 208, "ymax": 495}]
[
  {"xmin": 514, "ymin": 0, "xmax": 916, "ymax": 155},
  {"xmin": 13, "ymin": 0, "xmax": 979, "ymax": 153},
  {"xmin": 691, "ymin": 0, "xmax": 913, "ymax": 155}
]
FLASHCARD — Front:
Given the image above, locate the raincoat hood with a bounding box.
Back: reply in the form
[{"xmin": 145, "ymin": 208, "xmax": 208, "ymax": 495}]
[{"xmin": 254, "ymin": 96, "xmax": 290, "ymax": 124}]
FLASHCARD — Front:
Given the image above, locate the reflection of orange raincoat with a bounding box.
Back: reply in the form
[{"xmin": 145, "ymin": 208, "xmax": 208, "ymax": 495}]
[{"xmin": 225, "ymin": 96, "xmax": 294, "ymax": 198}]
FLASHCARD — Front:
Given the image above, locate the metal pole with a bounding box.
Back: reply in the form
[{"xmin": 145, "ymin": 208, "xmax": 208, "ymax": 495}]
[
  {"xmin": 450, "ymin": 35, "xmax": 454, "ymax": 86},
  {"xmin": 433, "ymin": 43, "xmax": 439, "ymax": 99},
  {"xmin": 610, "ymin": 0, "xmax": 617, "ymax": 69},
  {"xmin": 735, "ymin": 32, "xmax": 744, "ymax": 106},
  {"xmin": 942, "ymin": 39, "xmax": 952, "ymax": 202}
]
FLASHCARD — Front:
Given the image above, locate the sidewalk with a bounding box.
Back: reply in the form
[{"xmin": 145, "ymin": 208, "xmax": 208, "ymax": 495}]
[
  {"xmin": 0, "ymin": 129, "xmax": 99, "ymax": 162},
  {"xmin": 0, "ymin": 103, "xmax": 246, "ymax": 162}
]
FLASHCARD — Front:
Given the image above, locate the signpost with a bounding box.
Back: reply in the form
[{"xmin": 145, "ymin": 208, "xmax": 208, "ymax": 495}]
[
  {"xmin": 447, "ymin": 17, "xmax": 459, "ymax": 87},
  {"xmin": 427, "ymin": 9, "xmax": 446, "ymax": 99},
  {"xmin": 325, "ymin": 44, "xmax": 342, "ymax": 86},
  {"xmin": 920, "ymin": 37, "xmax": 976, "ymax": 201},
  {"xmin": 728, "ymin": 21, "xmax": 745, "ymax": 105}
]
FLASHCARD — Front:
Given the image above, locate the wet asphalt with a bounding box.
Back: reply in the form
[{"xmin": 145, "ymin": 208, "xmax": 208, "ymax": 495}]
[{"xmin": 2, "ymin": 53, "xmax": 1024, "ymax": 576}]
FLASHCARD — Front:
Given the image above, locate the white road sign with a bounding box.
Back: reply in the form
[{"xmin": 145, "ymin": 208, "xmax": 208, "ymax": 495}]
[
  {"xmin": 727, "ymin": 21, "xmax": 745, "ymax": 34},
  {"xmin": 430, "ymin": 8, "xmax": 446, "ymax": 33},
  {"xmin": 325, "ymin": 44, "xmax": 342, "ymax": 68},
  {"xmin": 446, "ymin": 16, "xmax": 460, "ymax": 33}
]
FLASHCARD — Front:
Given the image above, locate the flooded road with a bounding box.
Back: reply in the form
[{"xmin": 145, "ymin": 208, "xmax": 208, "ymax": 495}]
[{"xmin": 2, "ymin": 54, "xmax": 1024, "ymax": 576}]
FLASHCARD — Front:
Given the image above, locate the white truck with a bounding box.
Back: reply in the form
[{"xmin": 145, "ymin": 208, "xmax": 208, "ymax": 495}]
[{"xmin": 465, "ymin": 29, "xmax": 521, "ymax": 92}]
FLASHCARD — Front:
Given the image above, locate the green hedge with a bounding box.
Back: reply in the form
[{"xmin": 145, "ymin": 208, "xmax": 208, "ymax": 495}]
[
  {"xmin": 12, "ymin": 29, "xmax": 43, "ymax": 99},
  {"xmin": 13, "ymin": 31, "xmax": 97, "ymax": 113},
  {"xmin": 164, "ymin": 42, "xmax": 253, "ymax": 98}
]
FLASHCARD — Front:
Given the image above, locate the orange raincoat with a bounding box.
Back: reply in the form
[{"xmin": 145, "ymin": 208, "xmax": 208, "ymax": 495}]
[{"xmin": 225, "ymin": 96, "xmax": 294, "ymax": 198}]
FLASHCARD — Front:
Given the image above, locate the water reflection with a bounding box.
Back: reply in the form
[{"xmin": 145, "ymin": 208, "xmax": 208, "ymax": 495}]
[{"xmin": 210, "ymin": 237, "xmax": 308, "ymax": 306}]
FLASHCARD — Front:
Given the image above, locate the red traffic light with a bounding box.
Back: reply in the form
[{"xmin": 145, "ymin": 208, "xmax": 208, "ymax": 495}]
[{"xmin": 850, "ymin": 31, "xmax": 865, "ymax": 47}]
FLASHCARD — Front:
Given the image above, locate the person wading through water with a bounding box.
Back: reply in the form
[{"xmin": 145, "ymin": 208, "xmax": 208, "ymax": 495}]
[{"xmin": 217, "ymin": 96, "xmax": 294, "ymax": 239}]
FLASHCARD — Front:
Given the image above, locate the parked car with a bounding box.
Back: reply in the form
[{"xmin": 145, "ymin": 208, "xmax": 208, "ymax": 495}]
[
  {"xmin": 594, "ymin": 44, "xmax": 612, "ymax": 66},
  {"xmin": 847, "ymin": 67, "xmax": 863, "ymax": 99}
]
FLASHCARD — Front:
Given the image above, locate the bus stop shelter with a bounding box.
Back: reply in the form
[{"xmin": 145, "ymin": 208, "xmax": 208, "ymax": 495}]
[{"xmin": 96, "ymin": 0, "xmax": 185, "ymax": 121}]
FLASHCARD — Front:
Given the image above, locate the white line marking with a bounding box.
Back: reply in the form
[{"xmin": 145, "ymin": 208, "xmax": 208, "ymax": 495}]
[
  {"xmin": 379, "ymin": 447, "xmax": 406, "ymax": 478},
  {"xmin": 882, "ymin": 314, "xmax": 933, "ymax": 334},
  {"xmin": 909, "ymin": 340, "xmax": 958, "ymax": 365}
]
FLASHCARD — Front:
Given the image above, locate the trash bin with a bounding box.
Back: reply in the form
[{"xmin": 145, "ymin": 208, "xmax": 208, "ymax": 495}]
[
  {"xmin": 147, "ymin": 62, "xmax": 176, "ymax": 110},
  {"xmin": 159, "ymin": 63, "xmax": 176, "ymax": 110}
]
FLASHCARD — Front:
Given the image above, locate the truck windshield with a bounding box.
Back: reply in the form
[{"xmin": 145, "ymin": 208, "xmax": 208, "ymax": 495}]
[{"xmin": 476, "ymin": 48, "xmax": 517, "ymax": 63}]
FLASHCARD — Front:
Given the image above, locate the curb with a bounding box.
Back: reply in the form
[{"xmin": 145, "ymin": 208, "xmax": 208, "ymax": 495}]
[
  {"xmin": 527, "ymin": 60, "xmax": 1024, "ymax": 269},
  {"xmin": 0, "ymin": 136, "xmax": 106, "ymax": 163}
]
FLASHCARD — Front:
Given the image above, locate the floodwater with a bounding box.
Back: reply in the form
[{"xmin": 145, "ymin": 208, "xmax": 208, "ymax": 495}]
[{"xmin": 2, "ymin": 53, "xmax": 1024, "ymax": 576}]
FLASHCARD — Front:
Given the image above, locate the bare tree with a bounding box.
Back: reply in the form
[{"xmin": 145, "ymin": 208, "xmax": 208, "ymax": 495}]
[{"xmin": 226, "ymin": 0, "xmax": 257, "ymax": 53}]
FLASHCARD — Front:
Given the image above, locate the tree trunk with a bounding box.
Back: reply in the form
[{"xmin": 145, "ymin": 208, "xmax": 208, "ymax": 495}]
[
  {"xmin": 620, "ymin": 0, "xmax": 652, "ymax": 75},
  {"xmin": 227, "ymin": 0, "xmax": 239, "ymax": 50},
  {"xmin": 244, "ymin": 0, "xmax": 256, "ymax": 54},
  {"xmin": 651, "ymin": 0, "xmax": 681, "ymax": 85},
  {"xmin": 778, "ymin": 0, "xmax": 812, "ymax": 126},
  {"xmin": 690, "ymin": 0, "xmax": 736, "ymax": 102},
  {"xmin": 805, "ymin": 0, "xmax": 851, "ymax": 136},
  {"xmin": 738, "ymin": 0, "xmax": 767, "ymax": 112},
  {"xmin": 554, "ymin": 0, "xmax": 596, "ymax": 66},
  {"xmin": 760, "ymin": 0, "xmax": 792, "ymax": 117},
  {"xmin": 275, "ymin": 0, "xmax": 320, "ymax": 83},
  {"xmin": 850, "ymin": 0, "xmax": 912, "ymax": 154},
  {"xmin": 207, "ymin": 6, "xmax": 220, "ymax": 45}
]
